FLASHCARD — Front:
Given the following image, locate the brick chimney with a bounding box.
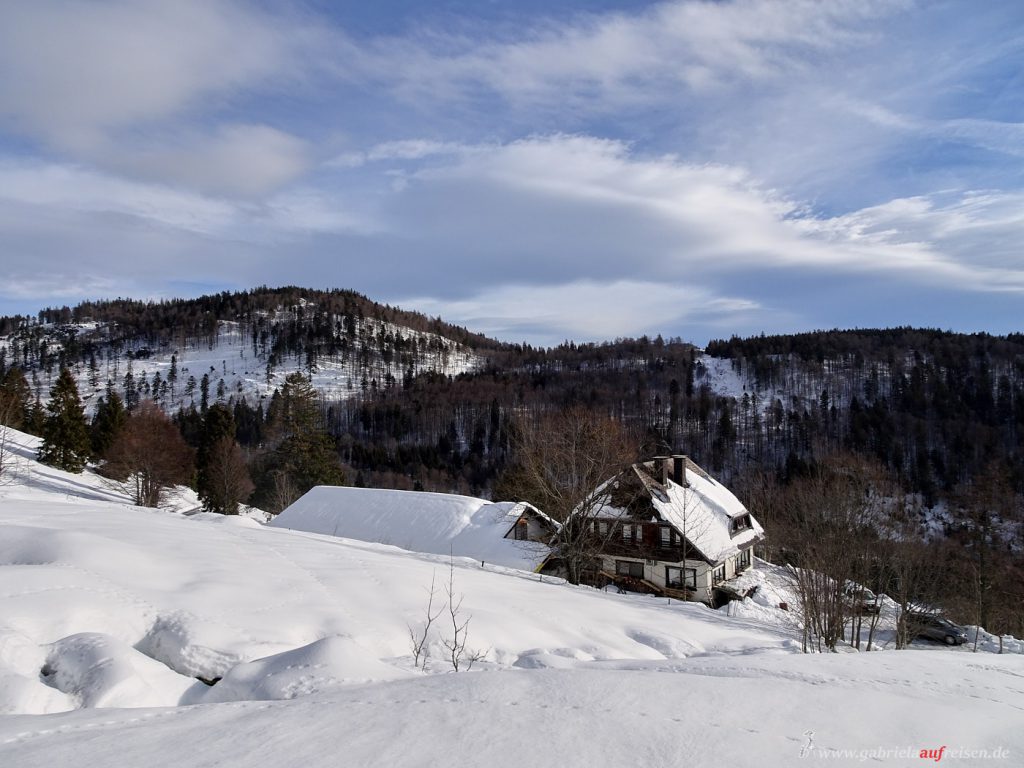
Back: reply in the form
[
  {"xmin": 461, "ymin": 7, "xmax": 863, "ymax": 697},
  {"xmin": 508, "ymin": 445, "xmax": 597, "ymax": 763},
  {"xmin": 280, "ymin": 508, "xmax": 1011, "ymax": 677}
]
[
  {"xmin": 672, "ymin": 455, "xmax": 689, "ymax": 487},
  {"xmin": 652, "ymin": 456, "xmax": 670, "ymax": 485}
]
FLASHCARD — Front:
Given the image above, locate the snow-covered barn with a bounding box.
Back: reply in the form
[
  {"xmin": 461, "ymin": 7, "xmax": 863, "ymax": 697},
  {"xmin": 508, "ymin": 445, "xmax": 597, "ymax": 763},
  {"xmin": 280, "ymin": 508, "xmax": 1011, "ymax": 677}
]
[{"xmin": 270, "ymin": 486, "xmax": 557, "ymax": 571}]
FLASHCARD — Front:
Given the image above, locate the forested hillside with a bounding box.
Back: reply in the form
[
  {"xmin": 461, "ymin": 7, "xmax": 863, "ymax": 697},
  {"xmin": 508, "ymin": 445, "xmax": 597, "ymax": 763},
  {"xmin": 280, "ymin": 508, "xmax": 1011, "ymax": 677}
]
[{"xmin": 3, "ymin": 292, "xmax": 1022, "ymax": 503}]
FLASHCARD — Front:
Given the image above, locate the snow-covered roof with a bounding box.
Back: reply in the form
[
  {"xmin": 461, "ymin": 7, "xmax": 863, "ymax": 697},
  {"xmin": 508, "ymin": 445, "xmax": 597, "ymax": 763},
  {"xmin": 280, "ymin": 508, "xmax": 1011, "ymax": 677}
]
[
  {"xmin": 270, "ymin": 486, "xmax": 553, "ymax": 571},
  {"xmin": 592, "ymin": 458, "xmax": 763, "ymax": 564}
]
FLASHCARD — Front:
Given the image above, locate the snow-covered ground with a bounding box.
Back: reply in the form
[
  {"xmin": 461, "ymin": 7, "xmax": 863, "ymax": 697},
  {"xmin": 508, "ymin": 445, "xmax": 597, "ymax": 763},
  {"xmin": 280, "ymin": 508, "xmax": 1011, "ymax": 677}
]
[{"xmin": 1, "ymin": 426, "xmax": 1022, "ymax": 766}]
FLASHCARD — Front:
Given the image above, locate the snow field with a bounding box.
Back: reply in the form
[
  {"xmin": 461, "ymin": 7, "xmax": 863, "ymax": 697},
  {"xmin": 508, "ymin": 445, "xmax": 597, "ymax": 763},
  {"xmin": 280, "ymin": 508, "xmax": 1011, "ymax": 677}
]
[
  {"xmin": 2, "ymin": 654, "xmax": 1021, "ymax": 767},
  {"xmin": 0, "ymin": 425, "xmax": 801, "ymax": 718},
  {"xmin": 1, "ymin": 425, "xmax": 1022, "ymax": 766}
]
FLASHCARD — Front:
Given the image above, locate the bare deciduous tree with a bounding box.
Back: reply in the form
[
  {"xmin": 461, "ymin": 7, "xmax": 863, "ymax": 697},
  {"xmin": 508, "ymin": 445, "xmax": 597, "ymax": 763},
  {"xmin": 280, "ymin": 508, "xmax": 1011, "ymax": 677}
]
[
  {"xmin": 408, "ymin": 571, "xmax": 443, "ymax": 670},
  {"xmin": 773, "ymin": 454, "xmax": 889, "ymax": 652},
  {"xmin": 101, "ymin": 400, "xmax": 194, "ymax": 507},
  {"xmin": 499, "ymin": 407, "xmax": 638, "ymax": 584},
  {"xmin": 441, "ymin": 556, "xmax": 488, "ymax": 671},
  {"xmin": 410, "ymin": 557, "xmax": 488, "ymax": 672},
  {"xmin": 267, "ymin": 469, "xmax": 300, "ymax": 515}
]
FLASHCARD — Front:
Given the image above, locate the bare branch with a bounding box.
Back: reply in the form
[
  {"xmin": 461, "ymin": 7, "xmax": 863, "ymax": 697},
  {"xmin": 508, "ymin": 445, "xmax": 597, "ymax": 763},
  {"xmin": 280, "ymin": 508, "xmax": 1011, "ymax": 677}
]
[{"xmin": 408, "ymin": 570, "xmax": 443, "ymax": 670}]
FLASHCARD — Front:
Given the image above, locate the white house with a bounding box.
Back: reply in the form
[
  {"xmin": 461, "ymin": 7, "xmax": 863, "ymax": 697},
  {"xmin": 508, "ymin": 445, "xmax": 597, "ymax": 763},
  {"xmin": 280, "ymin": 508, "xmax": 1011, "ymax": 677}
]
[
  {"xmin": 270, "ymin": 486, "xmax": 557, "ymax": 572},
  {"xmin": 553, "ymin": 455, "xmax": 764, "ymax": 605}
]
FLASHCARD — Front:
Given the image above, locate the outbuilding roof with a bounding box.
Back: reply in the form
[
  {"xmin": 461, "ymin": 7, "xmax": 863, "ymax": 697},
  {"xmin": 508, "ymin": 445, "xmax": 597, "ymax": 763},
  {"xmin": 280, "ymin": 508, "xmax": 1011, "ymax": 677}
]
[{"xmin": 270, "ymin": 486, "xmax": 554, "ymax": 571}]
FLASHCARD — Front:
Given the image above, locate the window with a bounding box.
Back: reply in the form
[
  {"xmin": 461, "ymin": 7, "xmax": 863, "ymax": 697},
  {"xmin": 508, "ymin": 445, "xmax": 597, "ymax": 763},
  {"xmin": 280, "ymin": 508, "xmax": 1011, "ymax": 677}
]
[
  {"xmin": 735, "ymin": 548, "xmax": 751, "ymax": 572},
  {"xmin": 621, "ymin": 523, "xmax": 642, "ymax": 543},
  {"xmin": 514, "ymin": 518, "xmax": 528, "ymax": 541},
  {"xmin": 598, "ymin": 521, "xmax": 609, "ymax": 536},
  {"xmin": 660, "ymin": 527, "xmax": 672, "ymax": 547},
  {"xmin": 665, "ymin": 566, "xmax": 696, "ymax": 590},
  {"xmin": 616, "ymin": 560, "xmax": 644, "ymax": 579},
  {"xmin": 730, "ymin": 514, "xmax": 752, "ymax": 534},
  {"xmin": 712, "ymin": 564, "xmax": 726, "ymax": 585}
]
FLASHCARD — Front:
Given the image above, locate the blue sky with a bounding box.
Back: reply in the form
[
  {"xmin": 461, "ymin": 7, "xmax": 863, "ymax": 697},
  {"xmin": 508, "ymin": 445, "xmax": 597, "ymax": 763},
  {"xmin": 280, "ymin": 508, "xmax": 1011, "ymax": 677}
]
[{"xmin": 0, "ymin": 0, "xmax": 1022, "ymax": 346}]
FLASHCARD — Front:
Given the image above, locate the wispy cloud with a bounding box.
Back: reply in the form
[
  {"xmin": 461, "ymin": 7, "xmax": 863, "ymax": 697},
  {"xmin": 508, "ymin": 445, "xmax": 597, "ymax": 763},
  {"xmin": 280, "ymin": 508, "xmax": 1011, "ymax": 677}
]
[
  {"xmin": 360, "ymin": 0, "xmax": 908, "ymax": 109},
  {"xmin": 0, "ymin": 159, "xmax": 240, "ymax": 235},
  {"xmin": 398, "ymin": 280, "xmax": 765, "ymax": 345}
]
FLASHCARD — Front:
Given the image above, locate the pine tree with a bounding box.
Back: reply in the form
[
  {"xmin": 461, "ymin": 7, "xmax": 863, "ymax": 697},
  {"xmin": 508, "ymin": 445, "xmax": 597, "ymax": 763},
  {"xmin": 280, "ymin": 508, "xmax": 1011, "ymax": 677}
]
[
  {"xmin": 200, "ymin": 436, "xmax": 254, "ymax": 514},
  {"xmin": 256, "ymin": 372, "xmax": 344, "ymax": 512},
  {"xmin": 38, "ymin": 368, "xmax": 91, "ymax": 472},
  {"xmin": 26, "ymin": 397, "xmax": 46, "ymax": 436},
  {"xmin": 200, "ymin": 373, "xmax": 210, "ymax": 413},
  {"xmin": 123, "ymin": 360, "xmax": 137, "ymax": 411},
  {"xmin": 0, "ymin": 368, "xmax": 32, "ymax": 431},
  {"xmin": 197, "ymin": 403, "xmax": 253, "ymax": 514},
  {"xmin": 90, "ymin": 387, "xmax": 127, "ymax": 458},
  {"xmin": 168, "ymin": 354, "xmax": 178, "ymax": 402}
]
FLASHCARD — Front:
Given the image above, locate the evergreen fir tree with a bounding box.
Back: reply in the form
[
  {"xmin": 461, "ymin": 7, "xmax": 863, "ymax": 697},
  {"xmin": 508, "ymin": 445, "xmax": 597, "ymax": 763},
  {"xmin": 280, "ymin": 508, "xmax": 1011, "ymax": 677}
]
[
  {"xmin": 26, "ymin": 397, "xmax": 46, "ymax": 436},
  {"xmin": 197, "ymin": 403, "xmax": 236, "ymax": 511},
  {"xmin": 197, "ymin": 405, "xmax": 254, "ymax": 515},
  {"xmin": 90, "ymin": 387, "xmax": 127, "ymax": 458},
  {"xmin": 38, "ymin": 368, "xmax": 91, "ymax": 472},
  {"xmin": 0, "ymin": 367, "xmax": 32, "ymax": 431},
  {"xmin": 255, "ymin": 372, "xmax": 344, "ymax": 511},
  {"xmin": 200, "ymin": 373, "xmax": 210, "ymax": 413}
]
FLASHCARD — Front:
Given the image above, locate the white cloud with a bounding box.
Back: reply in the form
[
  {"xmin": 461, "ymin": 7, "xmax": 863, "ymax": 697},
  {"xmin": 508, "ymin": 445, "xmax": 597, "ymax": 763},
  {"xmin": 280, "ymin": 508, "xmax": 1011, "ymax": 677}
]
[
  {"xmin": 0, "ymin": 160, "xmax": 240, "ymax": 235},
  {"xmin": 364, "ymin": 0, "xmax": 908, "ymax": 110},
  {"xmin": 398, "ymin": 280, "xmax": 764, "ymax": 345},
  {"xmin": 329, "ymin": 140, "xmax": 469, "ymax": 169},
  {"xmin": 804, "ymin": 192, "xmax": 1024, "ymax": 286},
  {"xmin": 4, "ymin": 131, "xmax": 1024, "ymax": 341},
  {"xmin": 0, "ymin": 274, "xmax": 119, "ymax": 303},
  {"xmin": 0, "ymin": 156, "xmax": 373, "ymax": 241},
  {"xmin": 939, "ymin": 119, "xmax": 1024, "ymax": 159},
  {"xmin": 0, "ymin": 0, "xmax": 317, "ymax": 151},
  {"xmin": 105, "ymin": 124, "xmax": 312, "ymax": 198},
  {"xmin": 355, "ymin": 133, "xmax": 1024, "ymax": 301}
]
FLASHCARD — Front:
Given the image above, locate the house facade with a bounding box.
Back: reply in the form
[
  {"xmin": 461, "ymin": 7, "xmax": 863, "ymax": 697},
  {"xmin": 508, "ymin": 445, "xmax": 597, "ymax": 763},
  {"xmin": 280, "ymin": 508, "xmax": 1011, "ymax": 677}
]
[{"xmin": 567, "ymin": 455, "xmax": 764, "ymax": 605}]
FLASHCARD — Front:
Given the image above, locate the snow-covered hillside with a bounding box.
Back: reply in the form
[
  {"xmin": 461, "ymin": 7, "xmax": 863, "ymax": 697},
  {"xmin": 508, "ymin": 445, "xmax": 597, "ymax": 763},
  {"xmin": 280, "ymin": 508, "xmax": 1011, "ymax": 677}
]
[
  {"xmin": 4, "ymin": 311, "xmax": 480, "ymax": 414},
  {"xmin": 1, "ymin": 426, "xmax": 1022, "ymax": 766}
]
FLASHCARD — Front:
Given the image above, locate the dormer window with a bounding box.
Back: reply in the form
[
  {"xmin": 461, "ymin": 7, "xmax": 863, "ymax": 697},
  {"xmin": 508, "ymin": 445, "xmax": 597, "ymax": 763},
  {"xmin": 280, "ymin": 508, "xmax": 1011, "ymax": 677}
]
[{"xmin": 730, "ymin": 514, "xmax": 752, "ymax": 535}]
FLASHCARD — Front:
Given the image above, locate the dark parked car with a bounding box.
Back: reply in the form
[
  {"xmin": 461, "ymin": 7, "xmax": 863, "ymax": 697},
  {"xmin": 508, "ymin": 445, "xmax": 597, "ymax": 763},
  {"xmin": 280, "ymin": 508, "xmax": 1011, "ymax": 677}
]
[
  {"xmin": 909, "ymin": 614, "xmax": 968, "ymax": 645},
  {"xmin": 844, "ymin": 585, "xmax": 881, "ymax": 615}
]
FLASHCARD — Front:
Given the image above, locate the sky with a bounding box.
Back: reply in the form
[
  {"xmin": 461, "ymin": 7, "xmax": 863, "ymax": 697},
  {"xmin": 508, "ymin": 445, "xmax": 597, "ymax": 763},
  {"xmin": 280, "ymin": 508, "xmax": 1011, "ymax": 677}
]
[{"xmin": 0, "ymin": 0, "xmax": 1022, "ymax": 346}]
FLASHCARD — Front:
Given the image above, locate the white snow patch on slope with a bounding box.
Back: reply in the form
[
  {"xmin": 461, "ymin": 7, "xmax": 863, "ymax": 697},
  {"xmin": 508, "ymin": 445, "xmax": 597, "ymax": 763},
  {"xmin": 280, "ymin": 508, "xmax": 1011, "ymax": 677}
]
[{"xmin": 11, "ymin": 315, "xmax": 480, "ymax": 413}]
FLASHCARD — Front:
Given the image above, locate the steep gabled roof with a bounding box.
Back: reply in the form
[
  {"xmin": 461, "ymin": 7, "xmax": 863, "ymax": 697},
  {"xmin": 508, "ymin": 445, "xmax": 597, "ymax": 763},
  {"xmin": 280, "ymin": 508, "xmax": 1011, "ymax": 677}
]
[
  {"xmin": 270, "ymin": 486, "xmax": 554, "ymax": 571},
  {"xmin": 590, "ymin": 458, "xmax": 764, "ymax": 564}
]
